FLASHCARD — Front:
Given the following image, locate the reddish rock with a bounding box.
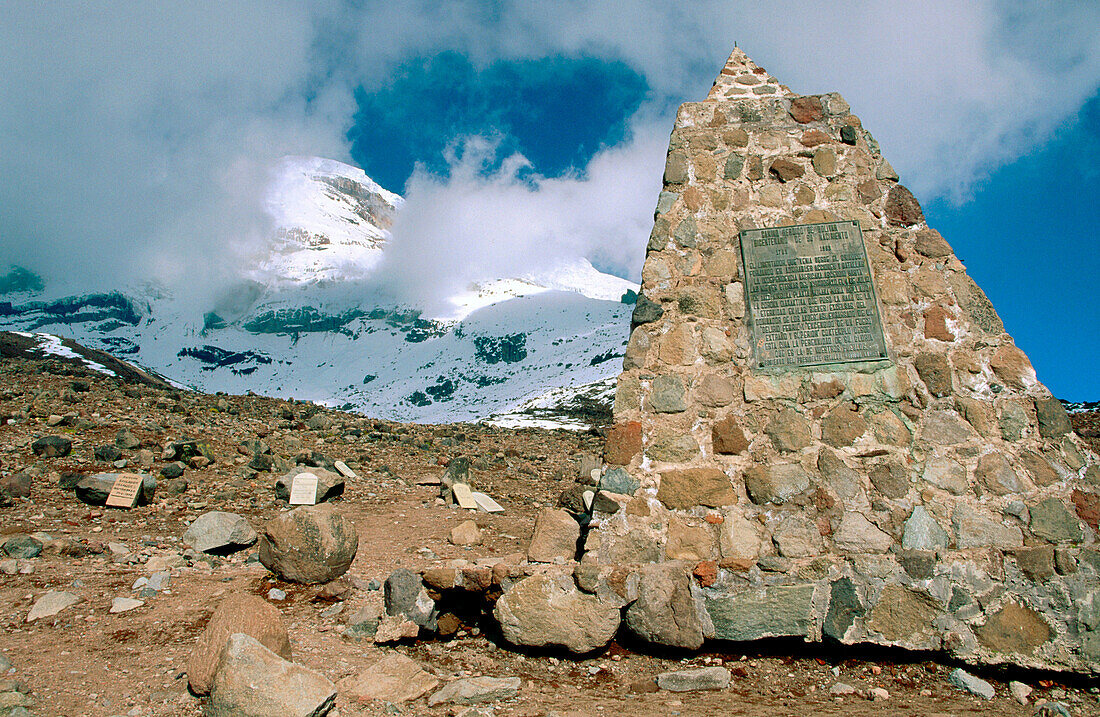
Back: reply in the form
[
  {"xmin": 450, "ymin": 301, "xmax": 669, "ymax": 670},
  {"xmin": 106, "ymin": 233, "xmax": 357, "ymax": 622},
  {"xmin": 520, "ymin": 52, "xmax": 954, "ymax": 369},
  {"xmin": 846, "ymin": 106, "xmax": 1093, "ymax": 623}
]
[
  {"xmin": 1072, "ymin": 490, "xmax": 1100, "ymax": 530},
  {"xmin": 885, "ymin": 185, "xmax": 924, "ymax": 226},
  {"xmin": 187, "ymin": 592, "xmax": 291, "ymax": 695},
  {"xmin": 821, "ymin": 403, "xmax": 868, "ymax": 447},
  {"xmin": 924, "ymin": 305, "xmax": 955, "ymax": 341},
  {"xmin": 811, "ymin": 377, "xmax": 844, "ymax": 400},
  {"xmin": 799, "ymin": 129, "xmax": 831, "ymax": 147},
  {"xmin": 693, "ymin": 560, "xmax": 718, "ymax": 587},
  {"xmin": 604, "ymin": 422, "xmax": 643, "ymax": 465},
  {"xmin": 712, "ymin": 416, "xmax": 749, "ymax": 454},
  {"xmin": 769, "ymin": 158, "xmax": 805, "ymax": 182},
  {"xmin": 789, "ymin": 96, "xmax": 824, "ymax": 123}
]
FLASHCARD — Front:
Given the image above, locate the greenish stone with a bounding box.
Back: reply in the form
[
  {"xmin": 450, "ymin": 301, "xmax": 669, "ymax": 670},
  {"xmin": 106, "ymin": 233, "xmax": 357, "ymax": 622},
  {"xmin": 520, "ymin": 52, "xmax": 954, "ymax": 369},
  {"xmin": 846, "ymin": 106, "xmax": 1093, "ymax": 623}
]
[
  {"xmin": 823, "ymin": 578, "xmax": 863, "ymax": 641},
  {"xmin": 673, "ymin": 217, "xmax": 699, "ymax": 248},
  {"xmin": 706, "ymin": 585, "xmax": 815, "ymax": 641},
  {"xmin": 599, "ymin": 468, "xmax": 639, "ymax": 496},
  {"xmin": 901, "ymin": 507, "xmax": 948, "ymax": 550},
  {"xmin": 647, "ymin": 217, "xmax": 670, "ymax": 251},
  {"xmin": 898, "ymin": 550, "xmax": 936, "ymax": 580},
  {"xmin": 1034, "ymin": 397, "xmax": 1073, "ymax": 439},
  {"xmin": 1029, "ymin": 498, "xmax": 1084, "ymax": 544},
  {"xmin": 648, "ymin": 431, "xmax": 699, "ymax": 463},
  {"xmin": 656, "ymin": 191, "xmax": 678, "ymax": 215},
  {"xmin": 724, "ymin": 153, "xmax": 744, "ymax": 180},
  {"xmin": 650, "ymin": 374, "xmax": 687, "ymax": 414}
]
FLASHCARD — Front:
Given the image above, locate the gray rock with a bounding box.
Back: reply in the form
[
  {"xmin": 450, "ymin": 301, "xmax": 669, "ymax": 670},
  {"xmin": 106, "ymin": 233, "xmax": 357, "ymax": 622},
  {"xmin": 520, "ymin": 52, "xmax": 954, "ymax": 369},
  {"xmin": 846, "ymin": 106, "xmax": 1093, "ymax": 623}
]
[
  {"xmin": 384, "ymin": 568, "xmax": 437, "ymax": 629},
  {"xmin": 115, "ymin": 429, "xmax": 141, "ymax": 449},
  {"xmin": 183, "ymin": 512, "xmax": 257, "ymax": 554},
  {"xmin": 1034, "ymin": 396, "xmax": 1073, "ymax": 438},
  {"xmin": 599, "ymin": 467, "xmax": 639, "ymax": 496},
  {"xmin": 1029, "ymin": 498, "xmax": 1083, "ymax": 543},
  {"xmin": 953, "ymin": 506, "xmax": 1023, "ymax": 549},
  {"xmin": 427, "ymin": 676, "xmax": 521, "ymax": 707},
  {"xmin": 650, "ymin": 374, "xmax": 687, "ymax": 413},
  {"xmin": 2, "ymin": 536, "xmax": 42, "ymax": 560},
  {"xmin": 526, "ymin": 508, "xmax": 580, "ymax": 563},
  {"xmin": 744, "ymin": 463, "xmax": 811, "ymax": 505},
  {"xmin": 94, "ymin": 444, "xmax": 123, "ymax": 462},
  {"xmin": 26, "ymin": 590, "xmax": 81, "ymax": 622},
  {"xmin": 274, "ymin": 468, "xmax": 345, "ymax": 504},
  {"xmin": 901, "ymin": 506, "xmax": 949, "ymax": 550},
  {"xmin": 74, "ymin": 473, "xmax": 155, "ymax": 506},
  {"xmin": 160, "ymin": 461, "xmax": 186, "ymax": 479},
  {"xmin": 948, "ymin": 667, "xmax": 994, "ymax": 699},
  {"xmin": 706, "ymin": 584, "xmax": 815, "ymax": 641},
  {"xmin": 258, "ymin": 504, "xmax": 358, "ymax": 584},
  {"xmin": 31, "ymin": 435, "xmax": 71, "ymax": 457},
  {"xmin": 833, "ymin": 513, "xmax": 894, "ymax": 553},
  {"xmin": 657, "ymin": 666, "xmax": 730, "ymax": 692},
  {"xmin": 494, "ymin": 570, "xmax": 620, "ymax": 653},
  {"xmin": 623, "ymin": 563, "xmax": 703, "ymax": 649},
  {"xmin": 206, "ymin": 633, "xmax": 335, "ymax": 717}
]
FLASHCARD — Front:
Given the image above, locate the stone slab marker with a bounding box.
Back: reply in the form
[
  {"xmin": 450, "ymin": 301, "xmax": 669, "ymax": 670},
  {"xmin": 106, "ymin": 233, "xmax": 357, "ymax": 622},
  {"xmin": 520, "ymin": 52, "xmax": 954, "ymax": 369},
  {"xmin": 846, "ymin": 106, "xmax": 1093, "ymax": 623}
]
[{"xmin": 597, "ymin": 48, "xmax": 1100, "ymax": 673}]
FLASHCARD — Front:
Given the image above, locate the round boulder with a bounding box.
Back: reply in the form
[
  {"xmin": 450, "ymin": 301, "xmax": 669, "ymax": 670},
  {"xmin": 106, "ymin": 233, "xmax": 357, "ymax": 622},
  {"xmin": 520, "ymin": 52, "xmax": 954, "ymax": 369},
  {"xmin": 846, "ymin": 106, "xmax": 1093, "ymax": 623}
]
[
  {"xmin": 493, "ymin": 568, "xmax": 620, "ymax": 654},
  {"xmin": 258, "ymin": 504, "xmax": 358, "ymax": 584}
]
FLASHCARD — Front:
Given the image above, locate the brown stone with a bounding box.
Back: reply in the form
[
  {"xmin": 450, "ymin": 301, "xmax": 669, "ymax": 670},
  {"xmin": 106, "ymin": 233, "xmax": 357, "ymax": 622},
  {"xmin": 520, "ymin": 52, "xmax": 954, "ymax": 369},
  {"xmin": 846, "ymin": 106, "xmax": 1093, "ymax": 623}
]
[
  {"xmin": 976, "ymin": 452, "xmax": 1030, "ymax": 495},
  {"xmin": 821, "ymin": 403, "xmax": 868, "ymax": 447},
  {"xmin": 259, "ymin": 504, "xmax": 358, "ymax": 584},
  {"xmin": 868, "ymin": 585, "xmax": 938, "ymax": 643},
  {"xmin": 869, "ymin": 460, "xmax": 910, "ymax": 499},
  {"xmin": 884, "ymin": 185, "xmax": 924, "ymax": 227},
  {"xmin": 769, "ymin": 158, "xmax": 804, "ymax": 182},
  {"xmin": 648, "ymin": 430, "xmax": 700, "ymax": 462},
  {"xmin": 339, "ymin": 653, "xmax": 439, "ymax": 705},
  {"xmin": 812, "ymin": 147, "xmax": 837, "ymax": 177},
  {"xmin": 1013, "ymin": 547, "xmax": 1055, "ymax": 581},
  {"xmin": 975, "ymin": 603, "xmax": 1052, "ymax": 655},
  {"xmin": 744, "ymin": 463, "xmax": 812, "ymax": 505},
  {"xmin": 664, "ymin": 152, "xmax": 688, "ymax": 184},
  {"xmin": 187, "ymin": 592, "xmax": 291, "ymax": 695},
  {"xmin": 799, "ymin": 129, "xmax": 831, "ymax": 147},
  {"xmin": 665, "ymin": 516, "xmax": 718, "ymax": 561},
  {"xmin": 696, "ymin": 374, "xmax": 737, "ymax": 407},
  {"xmin": 1018, "ymin": 450, "xmax": 1060, "ymax": 487},
  {"xmin": 914, "ymin": 352, "xmax": 953, "ymax": 397},
  {"xmin": 811, "ymin": 377, "xmax": 844, "ymax": 399},
  {"xmin": 765, "ymin": 408, "xmax": 812, "ymax": 452},
  {"xmin": 1071, "ymin": 490, "xmax": 1100, "ymax": 530},
  {"xmin": 857, "ymin": 179, "xmax": 882, "ymax": 204},
  {"xmin": 657, "ymin": 468, "xmax": 736, "ymax": 510},
  {"xmin": 913, "ymin": 228, "xmax": 952, "ymax": 258},
  {"xmin": 789, "ymin": 96, "xmax": 824, "ymax": 123},
  {"xmin": 923, "ymin": 305, "xmax": 956, "ymax": 341},
  {"xmin": 527, "ymin": 508, "xmax": 580, "ymax": 563},
  {"xmin": 745, "ymin": 155, "xmax": 763, "ymax": 181},
  {"xmin": 604, "ymin": 422, "xmax": 642, "ymax": 466},
  {"xmin": 712, "ymin": 416, "xmax": 749, "ymax": 455},
  {"xmin": 990, "ymin": 344, "xmax": 1034, "ymax": 389},
  {"xmin": 723, "ymin": 128, "xmax": 749, "ymax": 147},
  {"xmin": 956, "ymin": 397, "xmax": 997, "ymax": 438}
]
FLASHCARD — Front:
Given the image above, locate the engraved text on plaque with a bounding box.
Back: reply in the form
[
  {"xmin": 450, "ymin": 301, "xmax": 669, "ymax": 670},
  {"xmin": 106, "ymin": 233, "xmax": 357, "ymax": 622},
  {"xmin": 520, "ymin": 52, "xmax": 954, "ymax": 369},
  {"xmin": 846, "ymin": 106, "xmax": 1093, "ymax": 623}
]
[{"xmin": 739, "ymin": 221, "xmax": 888, "ymax": 368}]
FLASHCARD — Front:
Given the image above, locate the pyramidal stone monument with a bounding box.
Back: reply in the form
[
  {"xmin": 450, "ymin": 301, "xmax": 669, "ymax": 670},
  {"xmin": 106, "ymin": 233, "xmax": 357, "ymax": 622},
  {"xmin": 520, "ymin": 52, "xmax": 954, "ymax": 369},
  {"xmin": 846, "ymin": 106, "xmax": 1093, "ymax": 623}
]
[{"xmin": 596, "ymin": 48, "xmax": 1100, "ymax": 672}]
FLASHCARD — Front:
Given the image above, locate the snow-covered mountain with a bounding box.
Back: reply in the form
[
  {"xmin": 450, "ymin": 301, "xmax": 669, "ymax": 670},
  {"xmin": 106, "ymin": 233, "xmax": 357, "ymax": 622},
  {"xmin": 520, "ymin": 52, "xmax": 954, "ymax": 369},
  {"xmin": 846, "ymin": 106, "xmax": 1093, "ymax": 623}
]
[{"xmin": 0, "ymin": 157, "xmax": 636, "ymax": 424}]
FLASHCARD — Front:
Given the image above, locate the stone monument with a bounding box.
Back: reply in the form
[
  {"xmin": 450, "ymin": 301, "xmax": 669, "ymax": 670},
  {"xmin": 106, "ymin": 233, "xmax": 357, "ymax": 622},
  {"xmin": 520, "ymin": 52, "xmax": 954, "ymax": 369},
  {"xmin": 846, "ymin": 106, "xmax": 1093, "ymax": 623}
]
[{"xmin": 596, "ymin": 48, "xmax": 1100, "ymax": 672}]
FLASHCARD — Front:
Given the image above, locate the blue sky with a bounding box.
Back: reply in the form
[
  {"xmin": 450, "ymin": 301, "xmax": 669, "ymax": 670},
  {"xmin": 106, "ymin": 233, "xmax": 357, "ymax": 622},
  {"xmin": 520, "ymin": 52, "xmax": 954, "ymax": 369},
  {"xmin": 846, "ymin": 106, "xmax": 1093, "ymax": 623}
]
[{"xmin": 0, "ymin": 2, "xmax": 1097, "ymax": 398}]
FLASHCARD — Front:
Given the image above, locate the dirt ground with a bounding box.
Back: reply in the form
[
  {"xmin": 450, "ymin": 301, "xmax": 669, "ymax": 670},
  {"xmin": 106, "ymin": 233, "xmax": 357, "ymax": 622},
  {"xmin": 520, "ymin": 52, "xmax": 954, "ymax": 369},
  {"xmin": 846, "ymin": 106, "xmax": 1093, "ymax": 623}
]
[{"xmin": 1, "ymin": 355, "xmax": 1099, "ymax": 716}]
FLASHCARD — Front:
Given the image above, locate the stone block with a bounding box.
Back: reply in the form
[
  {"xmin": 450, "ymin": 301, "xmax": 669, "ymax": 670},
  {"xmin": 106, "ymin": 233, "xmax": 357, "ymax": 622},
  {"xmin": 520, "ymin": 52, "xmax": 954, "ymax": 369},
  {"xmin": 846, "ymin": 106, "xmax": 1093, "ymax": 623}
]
[
  {"xmin": 707, "ymin": 584, "xmax": 815, "ymax": 641},
  {"xmin": 744, "ymin": 463, "xmax": 811, "ymax": 505},
  {"xmin": 604, "ymin": 422, "xmax": 643, "ymax": 465},
  {"xmin": 657, "ymin": 468, "xmax": 736, "ymax": 509}
]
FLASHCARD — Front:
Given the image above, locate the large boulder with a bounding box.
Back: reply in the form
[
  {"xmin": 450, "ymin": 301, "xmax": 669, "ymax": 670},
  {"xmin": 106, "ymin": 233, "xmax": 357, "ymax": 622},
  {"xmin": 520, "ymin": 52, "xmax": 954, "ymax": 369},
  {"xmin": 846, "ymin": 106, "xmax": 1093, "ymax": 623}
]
[
  {"xmin": 187, "ymin": 592, "xmax": 291, "ymax": 695},
  {"xmin": 183, "ymin": 512, "xmax": 257, "ymax": 555},
  {"xmin": 384, "ymin": 568, "xmax": 437, "ymax": 630},
  {"xmin": 206, "ymin": 634, "xmax": 334, "ymax": 717},
  {"xmin": 74, "ymin": 473, "xmax": 155, "ymax": 506},
  {"xmin": 259, "ymin": 504, "xmax": 358, "ymax": 584},
  {"xmin": 274, "ymin": 468, "xmax": 345, "ymax": 504},
  {"xmin": 493, "ymin": 569, "xmax": 620, "ymax": 654}
]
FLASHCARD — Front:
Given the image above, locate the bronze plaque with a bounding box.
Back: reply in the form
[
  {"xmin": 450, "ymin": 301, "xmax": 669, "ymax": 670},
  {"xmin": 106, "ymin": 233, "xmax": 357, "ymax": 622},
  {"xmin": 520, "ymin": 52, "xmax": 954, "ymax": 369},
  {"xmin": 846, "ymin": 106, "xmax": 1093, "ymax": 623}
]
[{"xmin": 739, "ymin": 221, "xmax": 888, "ymax": 368}]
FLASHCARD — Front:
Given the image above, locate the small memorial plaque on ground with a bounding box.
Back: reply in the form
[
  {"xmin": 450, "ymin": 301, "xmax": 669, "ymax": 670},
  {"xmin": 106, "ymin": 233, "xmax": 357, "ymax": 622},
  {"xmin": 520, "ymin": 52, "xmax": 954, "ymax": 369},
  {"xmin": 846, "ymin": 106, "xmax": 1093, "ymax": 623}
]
[
  {"xmin": 105, "ymin": 473, "xmax": 144, "ymax": 508},
  {"xmin": 289, "ymin": 472, "xmax": 319, "ymax": 505},
  {"xmin": 451, "ymin": 482, "xmax": 478, "ymax": 510},
  {"xmin": 739, "ymin": 220, "xmax": 889, "ymax": 369}
]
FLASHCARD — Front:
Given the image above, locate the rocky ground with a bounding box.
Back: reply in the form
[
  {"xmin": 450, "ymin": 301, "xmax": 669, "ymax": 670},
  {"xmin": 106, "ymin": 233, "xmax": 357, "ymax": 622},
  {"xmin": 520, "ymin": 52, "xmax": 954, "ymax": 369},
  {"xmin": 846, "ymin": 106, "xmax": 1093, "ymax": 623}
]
[{"xmin": 1, "ymin": 353, "xmax": 1099, "ymax": 716}]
